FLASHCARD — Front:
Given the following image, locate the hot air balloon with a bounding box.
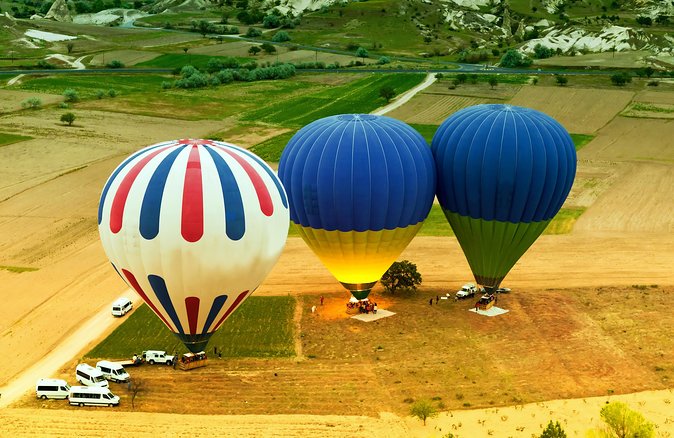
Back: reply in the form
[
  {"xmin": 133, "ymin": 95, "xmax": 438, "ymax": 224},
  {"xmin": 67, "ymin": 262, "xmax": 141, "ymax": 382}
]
[
  {"xmin": 432, "ymin": 104, "xmax": 576, "ymax": 293},
  {"xmin": 278, "ymin": 114, "xmax": 436, "ymax": 300},
  {"xmin": 98, "ymin": 139, "xmax": 289, "ymax": 353}
]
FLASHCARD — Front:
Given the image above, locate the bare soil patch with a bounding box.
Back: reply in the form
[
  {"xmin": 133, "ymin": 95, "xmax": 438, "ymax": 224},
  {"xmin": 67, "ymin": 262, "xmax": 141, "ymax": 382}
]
[
  {"xmin": 386, "ymin": 94, "xmax": 495, "ymax": 125},
  {"xmin": 0, "ymin": 89, "xmax": 63, "ymax": 112},
  {"xmin": 508, "ymin": 86, "xmax": 634, "ymax": 133},
  {"xmin": 88, "ymin": 50, "xmax": 161, "ymax": 66}
]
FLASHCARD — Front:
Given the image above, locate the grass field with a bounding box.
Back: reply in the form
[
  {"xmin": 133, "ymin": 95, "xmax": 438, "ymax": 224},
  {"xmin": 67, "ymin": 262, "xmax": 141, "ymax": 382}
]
[
  {"xmin": 135, "ymin": 53, "xmax": 250, "ymax": 70},
  {"xmin": 16, "ymin": 75, "xmax": 170, "ymax": 98},
  {"xmin": 86, "ymin": 296, "xmax": 296, "ymax": 359},
  {"xmin": 569, "ymin": 133, "xmax": 595, "ymax": 150},
  {"xmin": 243, "ymin": 73, "xmax": 425, "ymax": 127},
  {"xmin": 0, "ymin": 132, "xmax": 32, "ymax": 147}
]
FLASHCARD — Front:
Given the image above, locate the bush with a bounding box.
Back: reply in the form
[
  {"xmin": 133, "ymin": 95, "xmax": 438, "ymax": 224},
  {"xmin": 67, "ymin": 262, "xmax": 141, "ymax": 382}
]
[
  {"xmin": 539, "ymin": 420, "xmax": 566, "ymax": 438},
  {"xmin": 246, "ymin": 27, "xmax": 262, "ymax": 37},
  {"xmin": 215, "ymin": 70, "xmax": 234, "ymax": 84},
  {"xmin": 96, "ymin": 89, "xmax": 105, "ymax": 99},
  {"xmin": 410, "ymin": 399, "xmax": 437, "ymax": 426},
  {"xmin": 21, "ymin": 97, "xmax": 42, "ymax": 109},
  {"xmin": 272, "ymin": 31, "xmax": 290, "ymax": 42},
  {"xmin": 533, "ymin": 43, "xmax": 554, "ymax": 59},
  {"xmin": 108, "ymin": 89, "xmax": 117, "ymax": 98},
  {"xmin": 63, "ymin": 89, "xmax": 79, "ymax": 102},
  {"xmin": 36, "ymin": 59, "xmax": 56, "ymax": 69},
  {"xmin": 60, "ymin": 112, "xmax": 76, "ymax": 126},
  {"xmin": 106, "ymin": 60, "xmax": 125, "ymax": 68},
  {"xmin": 598, "ymin": 402, "xmax": 654, "ymax": 438},
  {"xmin": 174, "ymin": 72, "xmax": 210, "ymax": 89},
  {"xmin": 161, "ymin": 81, "xmax": 173, "ymax": 89},
  {"xmin": 377, "ymin": 56, "xmax": 391, "ymax": 65},
  {"xmin": 610, "ymin": 72, "xmax": 632, "ymax": 86}
]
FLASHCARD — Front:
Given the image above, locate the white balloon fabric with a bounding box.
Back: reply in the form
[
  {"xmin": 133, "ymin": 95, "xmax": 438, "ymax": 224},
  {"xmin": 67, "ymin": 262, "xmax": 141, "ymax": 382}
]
[{"xmin": 98, "ymin": 139, "xmax": 289, "ymax": 352}]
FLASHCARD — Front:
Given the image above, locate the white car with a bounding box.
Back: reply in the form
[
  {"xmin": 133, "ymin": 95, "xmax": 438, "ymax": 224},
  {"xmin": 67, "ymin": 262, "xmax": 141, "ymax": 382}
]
[
  {"xmin": 455, "ymin": 283, "xmax": 478, "ymax": 300},
  {"xmin": 142, "ymin": 350, "xmax": 175, "ymax": 365}
]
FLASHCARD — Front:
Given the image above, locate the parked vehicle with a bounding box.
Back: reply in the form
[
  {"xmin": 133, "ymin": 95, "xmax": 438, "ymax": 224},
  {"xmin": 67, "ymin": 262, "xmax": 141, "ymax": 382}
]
[
  {"xmin": 496, "ymin": 287, "xmax": 511, "ymax": 294},
  {"xmin": 96, "ymin": 361, "xmax": 130, "ymax": 383},
  {"xmin": 142, "ymin": 350, "xmax": 174, "ymax": 365},
  {"xmin": 111, "ymin": 297, "xmax": 133, "ymax": 317},
  {"xmin": 455, "ymin": 283, "xmax": 478, "ymax": 300},
  {"xmin": 75, "ymin": 363, "xmax": 108, "ymax": 387},
  {"xmin": 35, "ymin": 378, "xmax": 70, "ymax": 400},
  {"xmin": 68, "ymin": 386, "xmax": 119, "ymax": 407}
]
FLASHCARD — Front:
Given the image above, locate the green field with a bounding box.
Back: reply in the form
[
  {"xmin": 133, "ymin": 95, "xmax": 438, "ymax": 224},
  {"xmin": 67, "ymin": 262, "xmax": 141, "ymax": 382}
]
[
  {"xmin": 570, "ymin": 133, "xmax": 595, "ymax": 150},
  {"xmin": 249, "ymin": 130, "xmax": 298, "ymax": 162},
  {"xmin": 409, "ymin": 123, "xmax": 438, "ymax": 144},
  {"xmin": 86, "ymin": 296, "xmax": 296, "ymax": 359},
  {"xmin": 0, "ymin": 132, "xmax": 32, "ymax": 147},
  {"xmin": 16, "ymin": 74, "xmax": 170, "ymax": 97},
  {"xmin": 243, "ymin": 73, "xmax": 425, "ymax": 127},
  {"xmin": 136, "ymin": 53, "xmax": 250, "ymax": 70}
]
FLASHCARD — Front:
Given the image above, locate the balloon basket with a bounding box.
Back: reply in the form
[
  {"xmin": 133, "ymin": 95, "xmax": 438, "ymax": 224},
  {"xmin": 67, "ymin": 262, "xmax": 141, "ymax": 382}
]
[{"xmin": 177, "ymin": 351, "xmax": 208, "ymax": 371}]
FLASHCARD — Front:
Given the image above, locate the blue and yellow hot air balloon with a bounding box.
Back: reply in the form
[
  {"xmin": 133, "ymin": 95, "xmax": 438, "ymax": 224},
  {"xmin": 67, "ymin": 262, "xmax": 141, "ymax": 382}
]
[
  {"xmin": 278, "ymin": 114, "xmax": 436, "ymax": 300},
  {"xmin": 432, "ymin": 104, "xmax": 576, "ymax": 293}
]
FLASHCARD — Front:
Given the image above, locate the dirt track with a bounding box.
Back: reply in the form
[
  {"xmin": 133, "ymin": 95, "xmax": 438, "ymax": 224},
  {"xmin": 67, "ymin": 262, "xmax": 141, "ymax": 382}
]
[{"xmin": 1, "ymin": 79, "xmax": 674, "ymax": 436}]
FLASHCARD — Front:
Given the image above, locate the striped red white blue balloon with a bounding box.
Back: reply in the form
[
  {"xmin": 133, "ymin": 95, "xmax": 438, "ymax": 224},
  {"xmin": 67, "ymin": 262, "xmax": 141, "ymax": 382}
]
[{"xmin": 98, "ymin": 139, "xmax": 289, "ymax": 353}]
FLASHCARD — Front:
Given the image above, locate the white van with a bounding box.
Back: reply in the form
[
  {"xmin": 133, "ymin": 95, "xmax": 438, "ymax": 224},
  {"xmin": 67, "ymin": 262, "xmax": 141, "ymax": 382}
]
[
  {"xmin": 142, "ymin": 350, "xmax": 175, "ymax": 365},
  {"xmin": 68, "ymin": 386, "xmax": 119, "ymax": 407},
  {"xmin": 96, "ymin": 361, "xmax": 130, "ymax": 383},
  {"xmin": 35, "ymin": 378, "xmax": 70, "ymax": 400},
  {"xmin": 75, "ymin": 363, "xmax": 108, "ymax": 387},
  {"xmin": 111, "ymin": 297, "xmax": 133, "ymax": 317}
]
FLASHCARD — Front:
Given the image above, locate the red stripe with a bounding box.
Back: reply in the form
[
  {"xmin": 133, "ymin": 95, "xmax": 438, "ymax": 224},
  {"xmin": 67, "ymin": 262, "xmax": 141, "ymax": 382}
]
[
  {"xmin": 185, "ymin": 296, "xmax": 200, "ymax": 335},
  {"xmin": 181, "ymin": 145, "xmax": 204, "ymax": 242},
  {"xmin": 212, "ymin": 291, "xmax": 249, "ymax": 331},
  {"xmin": 218, "ymin": 147, "xmax": 274, "ymax": 217},
  {"xmin": 122, "ymin": 269, "xmax": 175, "ymax": 332},
  {"xmin": 110, "ymin": 146, "xmax": 172, "ymax": 233}
]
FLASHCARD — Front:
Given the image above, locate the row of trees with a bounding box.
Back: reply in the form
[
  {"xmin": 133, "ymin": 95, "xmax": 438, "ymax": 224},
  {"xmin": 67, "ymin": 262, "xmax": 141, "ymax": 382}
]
[
  {"xmin": 164, "ymin": 63, "xmax": 296, "ymax": 90},
  {"xmin": 411, "ymin": 401, "xmax": 655, "ymax": 437}
]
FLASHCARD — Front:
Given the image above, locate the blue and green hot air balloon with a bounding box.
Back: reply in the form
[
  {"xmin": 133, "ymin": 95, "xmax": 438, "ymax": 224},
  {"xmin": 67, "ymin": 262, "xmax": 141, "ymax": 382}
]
[
  {"xmin": 279, "ymin": 114, "xmax": 436, "ymax": 300},
  {"xmin": 432, "ymin": 104, "xmax": 577, "ymax": 293}
]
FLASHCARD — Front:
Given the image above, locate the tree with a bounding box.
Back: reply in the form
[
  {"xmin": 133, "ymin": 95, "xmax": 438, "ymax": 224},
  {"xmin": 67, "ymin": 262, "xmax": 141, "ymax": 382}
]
[
  {"xmin": 128, "ymin": 378, "xmax": 144, "ymax": 410},
  {"xmin": 540, "ymin": 420, "xmax": 567, "ymax": 438},
  {"xmin": 379, "ymin": 85, "xmax": 396, "ymax": 102},
  {"xmin": 66, "ymin": 42, "xmax": 74, "ymax": 55},
  {"xmin": 248, "ymin": 45, "xmax": 262, "ymax": 56},
  {"xmin": 555, "ymin": 75, "xmax": 568, "ymax": 86},
  {"xmin": 410, "ymin": 399, "xmax": 437, "ymax": 426},
  {"xmin": 355, "ymin": 46, "xmax": 369, "ymax": 61},
  {"xmin": 272, "ymin": 31, "xmax": 290, "ymax": 42},
  {"xmin": 246, "ymin": 27, "xmax": 262, "ymax": 37},
  {"xmin": 106, "ymin": 60, "xmax": 124, "ymax": 68},
  {"xmin": 598, "ymin": 402, "xmax": 654, "ymax": 438},
  {"xmin": 380, "ymin": 260, "xmax": 422, "ymax": 294},
  {"xmin": 499, "ymin": 49, "xmax": 532, "ymax": 68},
  {"xmin": 533, "ymin": 43, "xmax": 554, "ymax": 59},
  {"xmin": 260, "ymin": 42, "xmax": 276, "ymax": 54},
  {"xmin": 610, "ymin": 72, "xmax": 631, "ymax": 86},
  {"xmin": 60, "ymin": 112, "xmax": 75, "ymax": 126},
  {"xmin": 488, "ymin": 76, "xmax": 498, "ymax": 89}
]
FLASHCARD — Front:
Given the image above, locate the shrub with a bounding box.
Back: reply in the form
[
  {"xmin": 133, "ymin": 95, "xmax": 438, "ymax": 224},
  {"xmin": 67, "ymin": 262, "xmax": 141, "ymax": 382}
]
[
  {"xmin": 36, "ymin": 59, "xmax": 56, "ymax": 69},
  {"xmin": 161, "ymin": 81, "xmax": 173, "ymax": 89},
  {"xmin": 108, "ymin": 89, "xmax": 117, "ymax": 98},
  {"xmin": 533, "ymin": 43, "xmax": 554, "ymax": 59},
  {"xmin": 246, "ymin": 27, "xmax": 262, "ymax": 37},
  {"xmin": 21, "ymin": 97, "xmax": 42, "ymax": 109},
  {"xmin": 106, "ymin": 60, "xmax": 125, "ymax": 68},
  {"xmin": 377, "ymin": 56, "xmax": 391, "ymax": 65},
  {"xmin": 63, "ymin": 89, "xmax": 79, "ymax": 102},
  {"xmin": 96, "ymin": 89, "xmax": 105, "ymax": 99},
  {"xmin": 272, "ymin": 31, "xmax": 290, "ymax": 42},
  {"xmin": 499, "ymin": 49, "xmax": 532, "ymax": 68}
]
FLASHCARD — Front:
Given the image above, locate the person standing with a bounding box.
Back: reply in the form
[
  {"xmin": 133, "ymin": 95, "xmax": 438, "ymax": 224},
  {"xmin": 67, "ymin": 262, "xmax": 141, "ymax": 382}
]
[{"xmin": 320, "ymin": 295, "xmax": 324, "ymax": 306}]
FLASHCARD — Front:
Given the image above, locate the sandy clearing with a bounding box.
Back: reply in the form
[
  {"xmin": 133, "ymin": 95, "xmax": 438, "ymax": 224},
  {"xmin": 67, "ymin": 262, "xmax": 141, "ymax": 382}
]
[
  {"xmin": 634, "ymin": 90, "xmax": 674, "ymax": 105},
  {"xmin": 0, "ymin": 89, "xmax": 63, "ymax": 112},
  {"xmin": 508, "ymin": 86, "xmax": 635, "ymax": 134}
]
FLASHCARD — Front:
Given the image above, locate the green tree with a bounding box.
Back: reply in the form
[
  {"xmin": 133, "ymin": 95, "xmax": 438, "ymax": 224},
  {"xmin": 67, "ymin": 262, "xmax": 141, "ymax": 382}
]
[
  {"xmin": 598, "ymin": 402, "xmax": 654, "ymax": 438},
  {"xmin": 499, "ymin": 49, "xmax": 532, "ymax": 68},
  {"xmin": 380, "ymin": 260, "xmax": 422, "ymax": 294},
  {"xmin": 410, "ymin": 399, "xmax": 437, "ymax": 426},
  {"xmin": 248, "ymin": 45, "xmax": 262, "ymax": 56},
  {"xmin": 106, "ymin": 60, "xmax": 124, "ymax": 68},
  {"xmin": 246, "ymin": 27, "xmax": 262, "ymax": 37},
  {"xmin": 379, "ymin": 85, "xmax": 396, "ymax": 102},
  {"xmin": 610, "ymin": 72, "xmax": 631, "ymax": 86},
  {"xmin": 555, "ymin": 75, "xmax": 568, "ymax": 86},
  {"xmin": 66, "ymin": 42, "xmax": 74, "ymax": 54},
  {"xmin": 260, "ymin": 42, "xmax": 277, "ymax": 54},
  {"xmin": 488, "ymin": 75, "xmax": 498, "ymax": 89},
  {"xmin": 540, "ymin": 420, "xmax": 566, "ymax": 438},
  {"xmin": 355, "ymin": 46, "xmax": 369, "ymax": 61},
  {"xmin": 533, "ymin": 43, "xmax": 554, "ymax": 59},
  {"xmin": 272, "ymin": 31, "xmax": 290, "ymax": 42},
  {"xmin": 60, "ymin": 112, "xmax": 76, "ymax": 126}
]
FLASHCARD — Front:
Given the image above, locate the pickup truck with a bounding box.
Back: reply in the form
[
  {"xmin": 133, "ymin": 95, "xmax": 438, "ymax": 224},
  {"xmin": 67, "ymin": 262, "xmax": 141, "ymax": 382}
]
[
  {"xmin": 142, "ymin": 350, "xmax": 175, "ymax": 366},
  {"xmin": 455, "ymin": 283, "xmax": 478, "ymax": 300}
]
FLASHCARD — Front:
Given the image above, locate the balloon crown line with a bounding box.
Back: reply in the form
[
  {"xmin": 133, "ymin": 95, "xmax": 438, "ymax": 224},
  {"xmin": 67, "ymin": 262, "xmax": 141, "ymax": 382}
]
[{"xmin": 336, "ymin": 114, "xmax": 378, "ymax": 122}]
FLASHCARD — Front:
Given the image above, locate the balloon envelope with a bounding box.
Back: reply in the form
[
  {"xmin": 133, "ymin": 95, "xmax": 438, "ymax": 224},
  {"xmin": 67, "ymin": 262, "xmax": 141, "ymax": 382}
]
[
  {"xmin": 278, "ymin": 114, "xmax": 436, "ymax": 299},
  {"xmin": 432, "ymin": 104, "xmax": 576, "ymax": 291},
  {"xmin": 98, "ymin": 139, "xmax": 289, "ymax": 353}
]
